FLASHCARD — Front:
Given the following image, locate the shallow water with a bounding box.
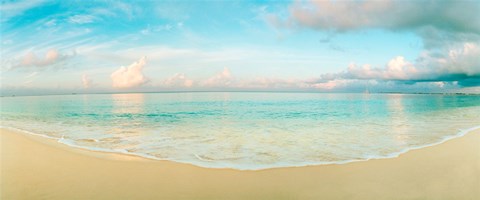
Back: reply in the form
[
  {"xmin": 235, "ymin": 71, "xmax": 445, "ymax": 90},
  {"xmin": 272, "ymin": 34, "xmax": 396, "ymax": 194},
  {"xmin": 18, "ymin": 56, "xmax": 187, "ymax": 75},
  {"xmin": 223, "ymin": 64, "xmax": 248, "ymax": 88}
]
[{"xmin": 1, "ymin": 92, "xmax": 479, "ymax": 170}]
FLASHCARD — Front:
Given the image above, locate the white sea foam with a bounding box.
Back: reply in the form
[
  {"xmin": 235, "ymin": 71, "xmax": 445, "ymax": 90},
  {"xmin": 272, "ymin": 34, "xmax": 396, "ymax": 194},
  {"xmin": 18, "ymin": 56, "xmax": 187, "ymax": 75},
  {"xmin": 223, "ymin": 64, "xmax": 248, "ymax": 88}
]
[{"xmin": 1, "ymin": 124, "xmax": 479, "ymax": 170}]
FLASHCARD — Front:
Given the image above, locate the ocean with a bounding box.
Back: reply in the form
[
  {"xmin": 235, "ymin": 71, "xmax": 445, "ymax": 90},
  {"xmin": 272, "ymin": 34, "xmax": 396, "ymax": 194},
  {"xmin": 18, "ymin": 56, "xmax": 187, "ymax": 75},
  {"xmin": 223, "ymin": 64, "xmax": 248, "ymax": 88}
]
[{"xmin": 1, "ymin": 92, "xmax": 479, "ymax": 170}]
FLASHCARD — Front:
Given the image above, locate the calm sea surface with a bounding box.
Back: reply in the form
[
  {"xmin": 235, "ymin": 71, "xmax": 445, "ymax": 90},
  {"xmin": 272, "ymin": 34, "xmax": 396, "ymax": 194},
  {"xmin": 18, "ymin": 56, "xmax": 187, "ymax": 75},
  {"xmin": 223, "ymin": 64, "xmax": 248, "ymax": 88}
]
[{"xmin": 1, "ymin": 92, "xmax": 479, "ymax": 170}]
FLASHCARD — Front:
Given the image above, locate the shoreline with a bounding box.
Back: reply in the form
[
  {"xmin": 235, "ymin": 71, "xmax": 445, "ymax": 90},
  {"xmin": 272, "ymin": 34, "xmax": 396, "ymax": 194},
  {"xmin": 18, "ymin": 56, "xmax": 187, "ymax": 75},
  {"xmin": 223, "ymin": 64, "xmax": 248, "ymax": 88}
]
[
  {"xmin": 1, "ymin": 125, "xmax": 479, "ymax": 171},
  {"xmin": 2, "ymin": 127, "xmax": 480, "ymax": 199}
]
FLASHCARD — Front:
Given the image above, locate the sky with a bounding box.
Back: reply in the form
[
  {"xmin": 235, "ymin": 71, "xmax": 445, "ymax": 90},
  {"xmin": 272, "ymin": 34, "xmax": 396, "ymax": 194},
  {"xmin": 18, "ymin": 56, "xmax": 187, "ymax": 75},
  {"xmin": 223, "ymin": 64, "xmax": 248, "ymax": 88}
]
[{"xmin": 1, "ymin": 0, "xmax": 479, "ymax": 95}]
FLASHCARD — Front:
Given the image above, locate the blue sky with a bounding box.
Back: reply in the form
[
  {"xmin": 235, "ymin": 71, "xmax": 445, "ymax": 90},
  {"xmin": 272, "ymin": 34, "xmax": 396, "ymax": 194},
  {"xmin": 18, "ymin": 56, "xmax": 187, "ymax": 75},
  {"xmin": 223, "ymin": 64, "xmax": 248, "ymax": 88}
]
[{"xmin": 1, "ymin": 0, "xmax": 479, "ymax": 95}]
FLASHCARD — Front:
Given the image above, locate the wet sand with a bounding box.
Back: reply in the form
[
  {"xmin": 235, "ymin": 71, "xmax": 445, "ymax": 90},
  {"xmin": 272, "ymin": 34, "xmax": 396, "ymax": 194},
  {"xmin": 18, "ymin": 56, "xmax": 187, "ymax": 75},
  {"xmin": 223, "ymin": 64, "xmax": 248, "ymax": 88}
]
[{"xmin": 1, "ymin": 128, "xmax": 479, "ymax": 199}]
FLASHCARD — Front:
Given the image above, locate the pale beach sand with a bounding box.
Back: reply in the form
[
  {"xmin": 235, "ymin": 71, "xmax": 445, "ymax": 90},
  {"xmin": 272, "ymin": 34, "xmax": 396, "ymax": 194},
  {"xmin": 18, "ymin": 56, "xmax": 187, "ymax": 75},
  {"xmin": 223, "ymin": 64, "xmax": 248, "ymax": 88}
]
[{"xmin": 1, "ymin": 128, "xmax": 479, "ymax": 200}]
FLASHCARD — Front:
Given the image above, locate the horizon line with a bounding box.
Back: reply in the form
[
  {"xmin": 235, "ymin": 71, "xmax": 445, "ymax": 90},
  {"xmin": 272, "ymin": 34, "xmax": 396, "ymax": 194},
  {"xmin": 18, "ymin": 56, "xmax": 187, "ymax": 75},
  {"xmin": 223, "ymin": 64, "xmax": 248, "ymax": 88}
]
[{"xmin": 2, "ymin": 90, "xmax": 479, "ymax": 98}]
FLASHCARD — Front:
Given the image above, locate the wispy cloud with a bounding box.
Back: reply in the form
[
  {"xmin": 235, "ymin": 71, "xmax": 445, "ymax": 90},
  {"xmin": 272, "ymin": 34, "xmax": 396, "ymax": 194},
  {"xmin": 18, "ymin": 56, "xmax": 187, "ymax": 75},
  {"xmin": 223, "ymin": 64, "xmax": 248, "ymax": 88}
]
[
  {"xmin": 68, "ymin": 15, "xmax": 95, "ymax": 24},
  {"xmin": 6, "ymin": 49, "xmax": 76, "ymax": 70},
  {"xmin": 140, "ymin": 23, "xmax": 182, "ymax": 35},
  {"xmin": 20, "ymin": 71, "xmax": 39, "ymax": 86},
  {"xmin": 25, "ymin": 71, "xmax": 39, "ymax": 79},
  {"xmin": 44, "ymin": 19, "xmax": 57, "ymax": 27},
  {"xmin": 0, "ymin": 0, "xmax": 46, "ymax": 22}
]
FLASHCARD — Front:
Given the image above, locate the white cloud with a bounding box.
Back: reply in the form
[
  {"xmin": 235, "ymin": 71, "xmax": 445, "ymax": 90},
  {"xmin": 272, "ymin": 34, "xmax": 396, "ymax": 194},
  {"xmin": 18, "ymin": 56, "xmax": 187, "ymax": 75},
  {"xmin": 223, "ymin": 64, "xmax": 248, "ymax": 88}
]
[
  {"xmin": 68, "ymin": 15, "xmax": 95, "ymax": 24},
  {"xmin": 0, "ymin": 0, "xmax": 46, "ymax": 22},
  {"xmin": 276, "ymin": 0, "xmax": 480, "ymax": 53},
  {"xmin": 140, "ymin": 24, "xmax": 174, "ymax": 35},
  {"xmin": 202, "ymin": 67, "xmax": 233, "ymax": 87},
  {"xmin": 432, "ymin": 82, "xmax": 445, "ymax": 88},
  {"xmin": 156, "ymin": 3, "xmax": 190, "ymax": 21},
  {"xmin": 347, "ymin": 56, "xmax": 418, "ymax": 80},
  {"xmin": 22, "ymin": 79, "xmax": 34, "ymax": 86},
  {"xmin": 44, "ymin": 19, "xmax": 56, "ymax": 27},
  {"xmin": 2, "ymin": 40, "xmax": 13, "ymax": 45},
  {"xmin": 442, "ymin": 42, "xmax": 480, "ymax": 75},
  {"xmin": 22, "ymin": 71, "xmax": 39, "ymax": 86},
  {"xmin": 285, "ymin": 0, "xmax": 480, "ymax": 34},
  {"xmin": 272, "ymin": 0, "xmax": 480, "ymax": 89},
  {"xmin": 25, "ymin": 71, "xmax": 39, "ymax": 79},
  {"xmin": 9, "ymin": 49, "xmax": 75, "ymax": 69},
  {"xmin": 312, "ymin": 42, "xmax": 480, "ymax": 87},
  {"xmin": 163, "ymin": 73, "xmax": 193, "ymax": 88},
  {"xmin": 235, "ymin": 77, "xmax": 308, "ymax": 89},
  {"xmin": 82, "ymin": 74, "xmax": 93, "ymax": 89},
  {"xmin": 111, "ymin": 56, "xmax": 149, "ymax": 89},
  {"xmin": 311, "ymin": 79, "xmax": 353, "ymax": 90}
]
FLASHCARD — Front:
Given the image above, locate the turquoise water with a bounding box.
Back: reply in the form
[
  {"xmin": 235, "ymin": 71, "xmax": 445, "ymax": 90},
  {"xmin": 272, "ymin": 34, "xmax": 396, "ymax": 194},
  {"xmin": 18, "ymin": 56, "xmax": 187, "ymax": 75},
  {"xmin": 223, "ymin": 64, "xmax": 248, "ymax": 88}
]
[{"xmin": 1, "ymin": 92, "xmax": 479, "ymax": 170}]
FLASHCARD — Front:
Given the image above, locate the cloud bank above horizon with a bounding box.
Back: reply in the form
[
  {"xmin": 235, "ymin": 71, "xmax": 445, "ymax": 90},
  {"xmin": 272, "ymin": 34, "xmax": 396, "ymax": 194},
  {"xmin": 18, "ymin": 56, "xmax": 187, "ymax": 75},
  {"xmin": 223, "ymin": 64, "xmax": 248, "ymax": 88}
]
[
  {"xmin": 279, "ymin": 0, "xmax": 480, "ymax": 88},
  {"xmin": 1, "ymin": 0, "xmax": 479, "ymax": 95}
]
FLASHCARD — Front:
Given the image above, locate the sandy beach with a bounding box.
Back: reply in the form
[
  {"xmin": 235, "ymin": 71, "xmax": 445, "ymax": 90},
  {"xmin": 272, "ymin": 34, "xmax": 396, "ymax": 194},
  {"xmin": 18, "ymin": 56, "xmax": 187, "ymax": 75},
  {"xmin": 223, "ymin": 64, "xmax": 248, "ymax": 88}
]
[{"xmin": 1, "ymin": 128, "xmax": 479, "ymax": 200}]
